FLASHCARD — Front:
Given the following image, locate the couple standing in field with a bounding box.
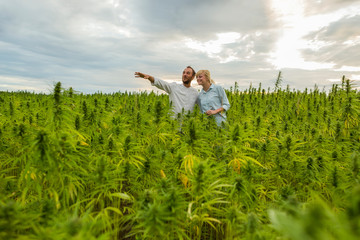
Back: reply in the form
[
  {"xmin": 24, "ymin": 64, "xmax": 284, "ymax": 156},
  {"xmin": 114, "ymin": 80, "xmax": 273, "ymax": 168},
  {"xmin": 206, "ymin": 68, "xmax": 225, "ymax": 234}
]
[{"xmin": 135, "ymin": 66, "xmax": 230, "ymax": 126}]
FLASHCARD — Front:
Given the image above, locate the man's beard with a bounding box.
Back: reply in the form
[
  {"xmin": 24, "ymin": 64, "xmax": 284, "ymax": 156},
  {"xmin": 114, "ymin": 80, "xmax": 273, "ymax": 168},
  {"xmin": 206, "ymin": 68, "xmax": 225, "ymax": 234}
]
[{"xmin": 183, "ymin": 78, "xmax": 191, "ymax": 84}]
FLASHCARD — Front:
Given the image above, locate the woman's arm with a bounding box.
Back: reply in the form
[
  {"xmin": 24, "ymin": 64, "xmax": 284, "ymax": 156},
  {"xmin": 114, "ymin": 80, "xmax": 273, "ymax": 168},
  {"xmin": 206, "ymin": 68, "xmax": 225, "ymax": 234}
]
[
  {"xmin": 205, "ymin": 107, "xmax": 224, "ymax": 116},
  {"xmin": 219, "ymin": 86, "xmax": 230, "ymax": 111},
  {"xmin": 205, "ymin": 86, "xmax": 230, "ymax": 116}
]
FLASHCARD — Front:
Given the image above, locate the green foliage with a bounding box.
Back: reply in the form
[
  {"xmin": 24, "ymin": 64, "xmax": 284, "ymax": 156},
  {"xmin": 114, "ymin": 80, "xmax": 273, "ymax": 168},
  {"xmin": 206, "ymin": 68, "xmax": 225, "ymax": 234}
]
[{"xmin": 0, "ymin": 79, "xmax": 359, "ymax": 239}]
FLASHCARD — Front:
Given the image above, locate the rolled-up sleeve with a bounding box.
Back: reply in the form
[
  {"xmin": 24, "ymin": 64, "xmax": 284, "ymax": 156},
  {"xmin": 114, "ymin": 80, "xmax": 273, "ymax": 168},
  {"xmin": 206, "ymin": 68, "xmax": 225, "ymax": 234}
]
[{"xmin": 218, "ymin": 87, "xmax": 230, "ymax": 111}]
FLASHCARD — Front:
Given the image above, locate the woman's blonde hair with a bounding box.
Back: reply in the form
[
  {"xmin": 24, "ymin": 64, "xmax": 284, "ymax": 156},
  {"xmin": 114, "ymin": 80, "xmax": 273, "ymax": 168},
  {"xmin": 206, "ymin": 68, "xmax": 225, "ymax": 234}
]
[{"xmin": 196, "ymin": 70, "xmax": 215, "ymax": 84}]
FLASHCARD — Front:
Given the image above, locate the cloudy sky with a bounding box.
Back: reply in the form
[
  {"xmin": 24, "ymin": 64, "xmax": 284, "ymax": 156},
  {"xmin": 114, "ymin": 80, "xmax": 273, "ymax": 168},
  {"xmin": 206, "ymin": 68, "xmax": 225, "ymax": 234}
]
[{"xmin": 1, "ymin": 0, "xmax": 360, "ymax": 94}]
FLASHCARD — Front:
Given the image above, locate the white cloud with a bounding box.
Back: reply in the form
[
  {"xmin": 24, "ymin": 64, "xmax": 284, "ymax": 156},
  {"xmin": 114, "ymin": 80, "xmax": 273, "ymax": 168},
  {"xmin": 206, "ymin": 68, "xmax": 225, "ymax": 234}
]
[
  {"xmin": 327, "ymin": 78, "xmax": 342, "ymax": 82},
  {"xmin": 334, "ymin": 66, "xmax": 360, "ymax": 72},
  {"xmin": 350, "ymin": 75, "xmax": 360, "ymax": 80},
  {"xmin": 0, "ymin": 75, "xmax": 53, "ymax": 93},
  {"xmin": 184, "ymin": 32, "xmax": 242, "ymax": 63}
]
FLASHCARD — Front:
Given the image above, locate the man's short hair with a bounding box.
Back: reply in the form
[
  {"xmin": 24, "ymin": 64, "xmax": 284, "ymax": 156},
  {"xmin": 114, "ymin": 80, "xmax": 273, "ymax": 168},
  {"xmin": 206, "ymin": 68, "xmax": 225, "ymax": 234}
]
[{"xmin": 186, "ymin": 66, "xmax": 196, "ymax": 77}]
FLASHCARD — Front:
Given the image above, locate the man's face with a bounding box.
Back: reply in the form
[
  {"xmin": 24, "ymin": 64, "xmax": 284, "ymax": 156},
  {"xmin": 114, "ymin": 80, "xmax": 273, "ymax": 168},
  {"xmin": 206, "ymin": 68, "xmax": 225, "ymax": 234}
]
[{"xmin": 182, "ymin": 68, "xmax": 194, "ymax": 84}]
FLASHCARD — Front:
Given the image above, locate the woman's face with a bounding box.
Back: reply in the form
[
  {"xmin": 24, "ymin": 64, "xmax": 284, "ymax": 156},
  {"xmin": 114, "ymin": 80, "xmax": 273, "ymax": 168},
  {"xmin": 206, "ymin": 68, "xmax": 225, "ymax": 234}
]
[{"xmin": 196, "ymin": 73, "xmax": 207, "ymax": 86}]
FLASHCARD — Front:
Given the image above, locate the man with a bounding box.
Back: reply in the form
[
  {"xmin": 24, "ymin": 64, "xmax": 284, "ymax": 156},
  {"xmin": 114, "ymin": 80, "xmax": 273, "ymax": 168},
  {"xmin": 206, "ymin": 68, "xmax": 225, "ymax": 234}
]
[{"xmin": 134, "ymin": 66, "xmax": 198, "ymax": 116}]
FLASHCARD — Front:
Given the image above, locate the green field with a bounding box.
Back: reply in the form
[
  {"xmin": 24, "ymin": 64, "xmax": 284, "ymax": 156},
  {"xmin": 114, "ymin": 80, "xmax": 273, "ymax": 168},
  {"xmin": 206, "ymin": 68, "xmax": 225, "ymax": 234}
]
[{"xmin": 1, "ymin": 80, "xmax": 359, "ymax": 239}]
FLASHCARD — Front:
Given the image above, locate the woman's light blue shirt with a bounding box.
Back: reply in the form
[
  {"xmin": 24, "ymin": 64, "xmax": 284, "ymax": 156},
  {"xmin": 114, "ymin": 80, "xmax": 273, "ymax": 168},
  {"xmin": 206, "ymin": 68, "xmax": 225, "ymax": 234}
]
[{"xmin": 197, "ymin": 84, "xmax": 230, "ymax": 126}]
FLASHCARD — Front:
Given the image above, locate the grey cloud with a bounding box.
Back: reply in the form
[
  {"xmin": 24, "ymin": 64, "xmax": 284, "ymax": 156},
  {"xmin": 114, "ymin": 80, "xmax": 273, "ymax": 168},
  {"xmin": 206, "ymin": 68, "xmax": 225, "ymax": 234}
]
[
  {"xmin": 302, "ymin": 15, "xmax": 360, "ymax": 66},
  {"xmin": 310, "ymin": 15, "xmax": 360, "ymax": 42},
  {"xmin": 303, "ymin": 43, "xmax": 360, "ymax": 67},
  {"xmin": 123, "ymin": 0, "xmax": 274, "ymax": 40},
  {"xmin": 303, "ymin": 0, "xmax": 360, "ymax": 16},
  {"xmin": 279, "ymin": 68, "xmax": 347, "ymax": 91},
  {"xmin": 0, "ymin": 0, "xmax": 148, "ymax": 84},
  {"xmin": 1, "ymin": 1, "xmax": 118, "ymax": 61}
]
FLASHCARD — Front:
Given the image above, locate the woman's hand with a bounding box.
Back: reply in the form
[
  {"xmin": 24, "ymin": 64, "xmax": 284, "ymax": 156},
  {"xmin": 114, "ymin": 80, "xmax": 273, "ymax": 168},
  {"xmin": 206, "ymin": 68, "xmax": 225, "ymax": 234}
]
[
  {"xmin": 206, "ymin": 107, "xmax": 225, "ymax": 116},
  {"xmin": 205, "ymin": 109, "xmax": 218, "ymax": 116}
]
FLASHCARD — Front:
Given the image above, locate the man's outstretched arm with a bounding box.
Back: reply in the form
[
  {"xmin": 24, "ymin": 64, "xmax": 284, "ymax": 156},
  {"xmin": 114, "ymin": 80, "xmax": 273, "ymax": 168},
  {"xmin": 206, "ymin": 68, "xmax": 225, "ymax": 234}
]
[
  {"xmin": 135, "ymin": 72, "xmax": 173, "ymax": 94},
  {"xmin": 134, "ymin": 72, "xmax": 155, "ymax": 83}
]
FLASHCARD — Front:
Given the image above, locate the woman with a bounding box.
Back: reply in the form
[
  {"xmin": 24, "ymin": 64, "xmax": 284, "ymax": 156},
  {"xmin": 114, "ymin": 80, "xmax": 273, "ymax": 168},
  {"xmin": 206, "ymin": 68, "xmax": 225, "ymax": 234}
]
[{"xmin": 196, "ymin": 70, "xmax": 230, "ymax": 126}]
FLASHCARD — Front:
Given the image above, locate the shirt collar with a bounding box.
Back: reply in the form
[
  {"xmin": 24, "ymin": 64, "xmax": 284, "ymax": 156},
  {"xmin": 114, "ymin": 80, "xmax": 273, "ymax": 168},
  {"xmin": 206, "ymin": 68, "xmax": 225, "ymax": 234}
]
[{"xmin": 201, "ymin": 84, "xmax": 214, "ymax": 93}]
